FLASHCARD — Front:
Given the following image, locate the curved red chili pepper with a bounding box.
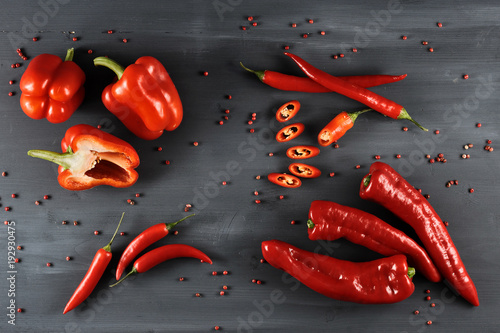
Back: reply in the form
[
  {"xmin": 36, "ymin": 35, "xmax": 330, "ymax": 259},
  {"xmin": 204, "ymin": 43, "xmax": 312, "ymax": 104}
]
[
  {"xmin": 268, "ymin": 173, "xmax": 302, "ymax": 188},
  {"xmin": 63, "ymin": 213, "xmax": 125, "ymax": 314},
  {"xmin": 286, "ymin": 145, "xmax": 320, "ymax": 159},
  {"xmin": 276, "ymin": 123, "xmax": 305, "ymax": 142},
  {"xmin": 240, "ymin": 62, "xmax": 407, "ymax": 91},
  {"xmin": 115, "ymin": 214, "xmax": 194, "ymax": 280},
  {"xmin": 110, "ymin": 244, "xmax": 212, "ymax": 287},
  {"xmin": 359, "ymin": 162, "xmax": 479, "ymax": 306},
  {"xmin": 318, "ymin": 109, "xmax": 371, "ymax": 146},
  {"xmin": 284, "ymin": 53, "xmax": 428, "ymax": 131},
  {"xmin": 276, "ymin": 100, "xmax": 300, "ymax": 122},
  {"xmin": 307, "ymin": 200, "xmax": 441, "ymax": 282},
  {"xmin": 288, "ymin": 163, "xmax": 321, "ymax": 178},
  {"xmin": 262, "ymin": 240, "xmax": 415, "ymax": 304}
]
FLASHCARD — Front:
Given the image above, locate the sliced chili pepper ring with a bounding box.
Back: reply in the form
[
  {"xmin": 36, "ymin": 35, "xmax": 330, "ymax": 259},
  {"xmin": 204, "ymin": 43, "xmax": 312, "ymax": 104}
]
[
  {"xmin": 276, "ymin": 100, "xmax": 300, "ymax": 122},
  {"xmin": 286, "ymin": 145, "xmax": 320, "ymax": 159},
  {"xmin": 276, "ymin": 123, "xmax": 305, "ymax": 142},
  {"xmin": 268, "ymin": 173, "xmax": 302, "ymax": 188},
  {"xmin": 288, "ymin": 163, "xmax": 321, "ymax": 178}
]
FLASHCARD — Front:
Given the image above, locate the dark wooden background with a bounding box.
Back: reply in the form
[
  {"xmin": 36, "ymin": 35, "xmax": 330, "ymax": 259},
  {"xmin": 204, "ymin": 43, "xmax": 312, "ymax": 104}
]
[{"xmin": 1, "ymin": 0, "xmax": 499, "ymax": 332}]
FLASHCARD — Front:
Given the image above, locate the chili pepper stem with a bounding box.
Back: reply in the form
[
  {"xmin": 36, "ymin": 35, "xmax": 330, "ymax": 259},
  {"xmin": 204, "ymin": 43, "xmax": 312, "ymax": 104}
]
[
  {"xmin": 94, "ymin": 56, "xmax": 126, "ymax": 80},
  {"xmin": 408, "ymin": 267, "xmax": 416, "ymax": 279},
  {"xmin": 109, "ymin": 267, "xmax": 137, "ymax": 287},
  {"xmin": 65, "ymin": 48, "xmax": 75, "ymax": 62},
  {"xmin": 103, "ymin": 212, "xmax": 125, "ymax": 252},
  {"xmin": 307, "ymin": 219, "xmax": 315, "ymax": 229},
  {"xmin": 348, "ymin": 108, "xmax": 373, "ymax": 123},
  {"xmin": 398, "ymin": 108, "xmax": 428, "ymax": 131},
  {"xmin": 166, "ymin": 213, "xmax": 195, "ymax": 231},
  {"xmin": 239, "ymin": 62, "xmax": 265, "ymax": 82},
  {"xmin": 27, "ymin": 146, "xmax": 94, "ymax": 172}
]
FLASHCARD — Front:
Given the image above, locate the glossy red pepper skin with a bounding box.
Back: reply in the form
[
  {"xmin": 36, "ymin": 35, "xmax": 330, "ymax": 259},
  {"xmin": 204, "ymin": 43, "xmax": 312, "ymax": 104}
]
[
  {"xmin": 318, "ymin": 109, "xmax": 371, "ymax": 146},
  {"xmin": 286, "ymin": 145, "xmax": 320, "ymax": 159},
  {"xmin": 284, "ymin": 53, "xmax": 427, "ymax": 131},
  {"xmin": 240, "ymin": 62, "xmax": 407, "ymax": 91},
  {"xmin": 94, "ymin": 56, "xmax": 183, "ymax": 140},
  {"xmin": 268, "ymin": 173, "xmax": 302, "ymax": 188},
  {"xmin": 63, "ymin": 213, "xmax": 124, "ymax": 314},
  {"xmin": 307, "ymin": 200, "xmax": 441, "ymax": 282},
  {"xmin": 20, "ymin": 48, "xmax": 85, "ymax": 123},
  {"xmin": 115, "ymin": 214, "xmax": 194, "ymax": 280},
  {"xmin": 359, "ymin": 162, "xmax": 479, "ymax": 306},
  {"xmin": 276, "ymin": 123, "xmax": 305, "ymax": 142},
  {"xmin": 27, "ymin": 124, "xmax": 139, "ymax": 190},
  {"xmin": 276, "ymin": 100, "xmax": 300, "ymax": 122},
  {"xmin": 288, "ymin": 163, "xmax": 321, "ymax": 178},
  {"xmin": 262, "ymin": 240, "xmax": 415, "ymax": 304},
  {"xmin": 111, "ymin": 244, "xmax": 212, "ymax": 287}
]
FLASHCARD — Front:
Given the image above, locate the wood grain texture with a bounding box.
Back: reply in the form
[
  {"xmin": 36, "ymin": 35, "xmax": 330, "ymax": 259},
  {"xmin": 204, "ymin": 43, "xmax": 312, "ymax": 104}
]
[{"xmin": 1, "ymin": 0, "xmax": 499, "ymax": 332}]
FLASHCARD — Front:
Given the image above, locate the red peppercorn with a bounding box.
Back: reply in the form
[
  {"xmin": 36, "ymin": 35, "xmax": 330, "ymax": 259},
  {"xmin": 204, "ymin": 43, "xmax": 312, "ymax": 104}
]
[
  {"xmin": 252, "ymin": 22, "xmax": 258, "ymax": 27},
  {"xmin": 17, "ymin": 246, "xmax": 22, "ymax": 250},
  {"xmin": 260, "ymin": 259, "xmax": 265, "ymax": 263},
  {"xmin": 223, "ymin": 270, "xmax": 228, "ymax": 275},
  {"xmin": 255, "ymin": 175, "xmax": 261, "ymax": 180},
  {"xmin": 241, "ymin": 26, "xmax": 247, "ymax": 30},
  {"xmin": 227, "ymin": 95, "xmax": 232, "ymax": 100},
  {"xmin": 427, "ymin": 321, "xmax": 432, "ymax": 325},
  {"xmin": 193, "ymin": 142, "xmax": 199, "ymax": 146},
  {"xmin": 279, "ymin": 195, "xmax": 284, "ymax": 200},
  {"xmin": 476, "ymin": 123, "xmax": 482, "ymax": 128},
  {"xmin": 374, "ymin": 155, "xmax": 381, "ymax": 160},
  {"xmin": 463, "ymin": 74, "xmax": 469, "ymax": 79},
  {"xmin": 352, "ymin": 48, "xmax": 358, "ymax": 52},
  {"xmin": 212, "ymin": 271, "xmax": 218, "ymax": 276},
  {"xmin": 255, "ymin": 200, "xmax": 261, "ymax": 204},
  {"xmin": 179, "ymin": 277, "xmax": 185, "ymax": 281},
  {"xmin": 395, "ymin": 154, "xmax": 401, "ymax": 159},
  {"xmin": 355, "ymin": 165, "xmax": 361, "ymax": 169},
  {"xmin": 302, "ymin": 34, "xmax": 309, "ymax": 38},
  {"xmin": 62, "ymin": 221, "xmax": 68, "ymax": 225},
  {"xmin": 291, "ymin": 23, "xmax": 297, "ymax": 28},
  {"xmin": 333, "ymin": 55, "xmax": 338, "ymax": 59},
  {"xmin": 422, "ymin": 41, "xmax": 428, "ymax": 45},
  {"xmin": 268, "ymin": 152, "xmax": 273, "ymax": 157},
  {"xmin": 402, "ymin": 127, "xmax": 408, "ymax": 131},
  {"xmin": 249, "ymin": 128, "xmax": 255, "ymax": 133},
  {"xmin": 251, "ymin": 279, "xmax": 256, "ymax": 283},
  {"xmin": 402, "ymin": 36, "xmax": 407, "ymax": 40},
  {"xmin": 33, "ymin": 37, "xmax": 38, "ymax": 41},
  {"xmin": 46, "ymin": 262, "xmax": 52, "ymax": 267},
  {"xmin": 5, "ymin": 207, "xmax": 11, "ymax": 211},
  {"xmin": 165, "ymin": 160, "xmax": 171, "ymax": 165},
  {"xmin": 437, "ymin": 22, "xmax": 443, "ymax": 27},
  {"xmin": 434, "ymin": 130, "xmax": 440, "ymax": 134},
  {"xmin": 17, "ymin": 308, "xmax": 22, "ymax": 313},
  {"xmin": 247, "ymin": 120, "xmax": 253, "ymax": 125},
  {"xmin": 320, "ymin": 31, "xmax": 325, "ymax": 35},
  {"xmin": 333, "ymin": 144, "xmax": 339, "ymax": 149},
  {"xmin": 329, "ymin": 172, "xmax": 335, "ymax": 177},
  {"xmin": 444, "ymin": 221, "xmax": 449, "ymax": 226},
  {"xmin": 9, "ymin": 80, "xmax": 14, "ymax": 85},
  {"xmin": 219, "ymin": 291, "xmax": 225, "ymax": 296},
  {"xmin": 290, "ymin": 220, "xmax": 296, "ymax": 225},
  {"xmin": 256, "ymin": 280, "xmax": 262, "ymax": 284},
  {"xmin": 247, "ymin": 16, "xmax": 253, "ymax": 21},
  {"xmin": 425, "ymin": 296, "xmax": 431, "ymax": 301},
  {"xmin": 3, "ymin": 221, "xmax": 8, "ymax": 225},
  {"xmin": 8, "ymin": 92, "xmax": 14, "ymax": 97},
  {"xmin": 72, "ymin": 37, "xmax": 78, "ymax": 42},
  {"xmin": 223, "ymin": 285, "xmax": 228, "ymax": 290},
  {"xmin": 15, "ymin": 258, "xmax": 20, "ymax": 263},
  {"xmin": 339, "ymin": 53, "xmax": 345, "ymax": 58},
  {"xmin": 35, "ymin": 200, "xmax": 41, "ymax": 205},
  {"xmin": 66, "ymin": 256, "xmax": 71, "ymax": 261},
  {"xmin": 219, "ymin": 120, "xmax": 224, "ymax": 125},
  {"xmin": 94, "ymin": 231, "xmax": 100, "ymax": 235},
  {"xmin": 73, "ymin": 221, "xmax": 78, "ymax": 226},
  {"xmin": 428, "ymin": 47, "xmax": 434, "ymax": 52},
  {"xmin": 308, "ymin": 19, "xmax": 314, "ymax": 24},
  {"xmin": 195, "ymin": 293, "xmax": 201, "ymax": 297},
  {"xmin": 122, "ymin": 38, "xmax": 128, "ymax": 43},
  {"xmin": 222, "ymin": 181, "xmax": 227, "ymax": 185},
  {"xmin": 429, "ymin": 159, "xmax": 435, "ymax": 163},
  {"xmin": 469, "ymin": 188, "xmax": 474, "ymax": 193},
  {"xmin": 486, "ymin": 140, "xmax": 492, "ymax": 144},
  {"xmin": 108, "ymin": 30, "xmax": 114, "ymax": 34},
  {"xmin": 214, "ymin": 326, "xmax": 220, "ymax": 331},
  {"xmin": 414, "ymin": 310, "xmax": 420, "ymax": 315}
]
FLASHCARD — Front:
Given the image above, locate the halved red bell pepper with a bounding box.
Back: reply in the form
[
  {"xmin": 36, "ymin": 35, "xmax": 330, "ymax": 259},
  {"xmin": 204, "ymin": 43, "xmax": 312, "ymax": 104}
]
[
  {"xmin": 288, "ymin": 163, "xmax": 321, "ymax": 178},
  {"xmin": 268, "ymin": 173, "xmax": 302, "ymax": 188},
  {"xmin": 94, "ymin": 56, "xmax": 183, "ymax": 140},
  {"xmin": 276, "ymin": 123, "xmax": 305, "ymax": 142},
  {"xmin": 19, "ymin": 48, "xmax": 85, "ymax": 123},
  {"xmin": 27, "ymin": 124, "xmax": 140, "ymax": 190}
]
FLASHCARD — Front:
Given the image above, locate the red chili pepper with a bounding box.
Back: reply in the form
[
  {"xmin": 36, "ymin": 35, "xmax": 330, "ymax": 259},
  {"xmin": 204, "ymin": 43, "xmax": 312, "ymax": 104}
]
[
  {"xmin": 276, "ymin": 123, "xmax": 305, "ymax": 142},
  {"xmin": 19, "ymin": 48, "xmax": 85, "ymax": 123},
  {"xmin": 359, "ymin": 162, "xmax": 479, "ymax": 306},
  {"xmin": 318, "ymin": 109, "xmax": 372, "ymax": 146},
  {"xmin": 240, "ymin": 62, "xmax": 407, "ymax": 91},
  {"xmin": 63, "ymin": 213, "xmax": 124, "ymax": 314},
  {"xmin": 110, "ymin": 244, "xmax": 212, "ymax": 287},
  {"xmin": 276, "ymin": 100, "xmax": 300, "ymax": 122},
  {"xmin": 27, "ymin": 124, "xmax": 140, "ymax": 190},
  {"xmin": 94, "ymin": 56, "xmax": 183, "ymax": 140},
  {"xmin": 262, "ymin": 240, "xmax": 415, "ymax": 304},
  {"xmin": 307, "ymin": 200, "xmax": 441, "ymax": 282},
  {"xmin": 286, "ymin": 145, "xmax": 320, "ymax": 159},
  {"xmin": 288, "ymin": 163, "xmax": 321, "ymax": 178},
  {"xmin": 284, "ymin": 53, "xmax": 427, "ymax": 131},
  {"xmin": 115, "ymin": 214, "xmax": 195, "ymax": 280},
  {"xmin": 268, "ymin": 173, "xmax": 302, "ymax": 188}
]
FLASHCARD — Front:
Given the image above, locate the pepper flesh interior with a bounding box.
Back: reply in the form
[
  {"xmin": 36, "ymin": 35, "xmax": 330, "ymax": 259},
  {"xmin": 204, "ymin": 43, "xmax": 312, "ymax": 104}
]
[
  {"xmin": 278, "ymin": 176, "xmax": 299, "ymax": 186},
  {"xmin": 294, "ymin": 148, "xmax": 310, "ymax": 157},
  {"xmin": 282, "ymin": 126, "xmax": 298, "ymax": 139},
  {"xmin": 280, "ymin": 104, "xmax": 295, "ymax": 119},
  {"xmin": 294, "ymin": 166, "xmax": 312, "ymax": 176},
  {"xmin": 84, "ymin": 151, "xmax": 130, "ymax": 182},
  {"xmin": 319, "ymin": 130, "xmax": 331, "ymax": 145}
]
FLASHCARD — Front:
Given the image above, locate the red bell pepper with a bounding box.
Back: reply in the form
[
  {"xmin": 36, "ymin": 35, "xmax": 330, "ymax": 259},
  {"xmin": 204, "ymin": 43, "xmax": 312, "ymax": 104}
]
[
  {"xmin": 262, "ymin": 240, "xmax": 415, "ymax": 304},
  {"xmin": 360, "ymin": 162, "xmax": 479, "ymax": 306},
  {"xmin": 19, "ymin": 48, "xmax": 85, "ymax": 123},
  {"xmin": 27, "ymin": 124, "xmax": 140, "ymax": 190},
  {"xmin": 94, "ymin": 56, "xmax": 183, "ymax": 140}
]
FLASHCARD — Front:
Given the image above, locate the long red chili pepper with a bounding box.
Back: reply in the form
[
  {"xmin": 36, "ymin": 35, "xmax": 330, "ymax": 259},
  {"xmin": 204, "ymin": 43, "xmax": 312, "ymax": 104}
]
[
  {"xmin": 110, "ymin": 244, "xmax": 212, "ymax": 287},
  {"xmin": 318, "ymin": 109, "xmax": 372, "ymax": 146},
  {"xmin": 240, "ymin": 62, "xmax": 407, "ymax": 91},
  {"xmin": 284, "ymin": 53, "xmax": 427, "ymax": 131},
  {"xmin": 115, "ymin": 214, "xmax": 195, "ymax": 280},
  {"xmin": 307, "ymin": 200, "xmax": 441, "ymax": 282},
  {"xmin": 262, "ymin": 240, "xmax": 415, "ymax": 304},
  {"xmin": 359, "ymin": 162, "xmax": 479, "ymax": 306},
  {"xmin": 63, "ymin": 212, "xmax": 125, "ymax": 314}
]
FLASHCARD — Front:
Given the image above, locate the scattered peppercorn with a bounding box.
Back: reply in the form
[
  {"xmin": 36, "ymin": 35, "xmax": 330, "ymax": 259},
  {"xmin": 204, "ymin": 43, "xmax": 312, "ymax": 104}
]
[
  {"xmin": 223, "ymin": 270, "xmax": 229, "ymax": 275},
  {"xmin": 463, "ymin": 74, "xmax": 469, "ymax": 80},
  {"xmin": 476, "ymin": 123, "xmax": 482, "ymax": 128},
  {"xmin": 402, "ymin": 36, "xmax": 407, "ymax": 40},
  {"xmin": 66, "ymin": 256, "xmax": 71, "ymax": 261},
  {"xmin": 414, "ymin": 310, "xmax": 420, "ymax": 315},
  {"xmin": 122, "ymin": 38, "xmax": 128, "ymax": 43},
  {"xmin": 46, "ymin": 262, "xmax": 52, "ymax": 267},
  {"xmin": 212, "ymin": 271, "xmax": 218, "ymax": 276},
  {"xmin": 427, "ymin": 321, "xmax": 432, "ymax": 325},
  {"xmin": 428, "ymin": 47, "xmax": 434, "ymax": 52}
]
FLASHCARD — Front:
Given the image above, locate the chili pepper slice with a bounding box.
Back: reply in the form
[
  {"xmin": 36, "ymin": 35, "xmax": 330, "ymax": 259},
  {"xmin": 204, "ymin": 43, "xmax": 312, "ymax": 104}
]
[
  {"xmin": 20, "ymin": 48, "xmax": 85, "ymax": 123},
  {"xmin": 63, "ymin": 213, "xmax": 125, "ymax": 314},
  {"xmin": 115, "ymin": 214, "xmax": 195, "ymax": 280},
  {"xmin": 288, "ymin": 163, "xmax": 321, "ymax": 178},
  {"xmin": 318, "ymin": 109, "xmax": 372, "ymax": 146},
  {"xmin": 276, "ymin": 123, "xmax": 305, "ymax": 142},
  {"xmin": 27, "ymin": 124, "xmax": 140, "ymax": 190},
  {"xmin": 110, "ymin": 244, "xmax": 212, "ymax": 287},
  {"xmin": 240, "ymin": 62, "xmax": 407, "ymax": 91},
  {"xmin": 359, "ymin": 162, "xmax": 479, "ymax": 306},
  {"xmin": 286, "ymin": 145, "xmax": 320, "ymax": 159},
  {"xmin": 307, "ymin": 200, "xmax": 441, "ymax": 282},
  {"xmin": 262, "ymin": 240, "xmax": 415, "ymax": 304},
  {"xmin": 268, "ymin": 173, "xmax": 302, "ymax": 188},
  {"xmin": 276, "ymin": 100, "xmax": 300, "ymax": 122},
  {"xmin": 284, "ymin": 53, "xmax": 428, "ymax": 131}
]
